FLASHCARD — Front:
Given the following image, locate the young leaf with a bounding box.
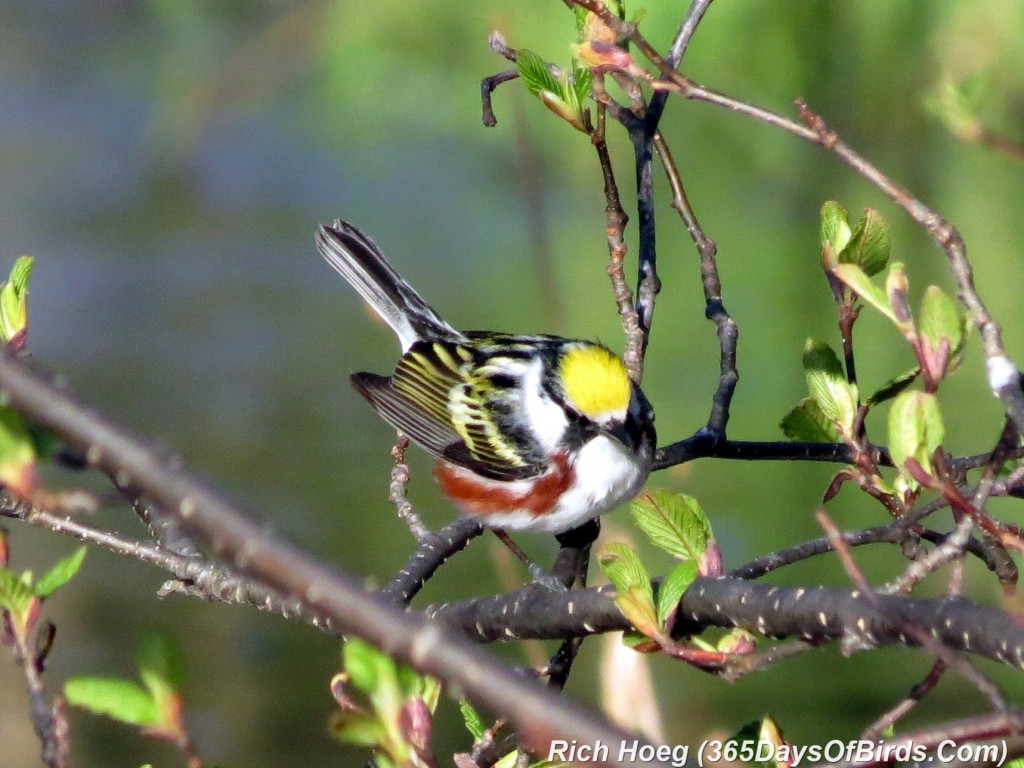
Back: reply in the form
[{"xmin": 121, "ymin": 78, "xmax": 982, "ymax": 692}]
[
  {"xmin": 0, "ymin": 255, "xmax": 33, "ymax": 347},
  {"xmin": 716, "ymin": 628, "xmax": 756, "ymax": 655},
  {"xmin": 888, "ymin": 391, "xmax": 944, "ymax": 481},
  {"xmin": 919, "ymin": 285, "xmax": 965, "ymax": 373},
  {"xmin": 0, "ymin": 406, "xmax": 36, "ymax": 498},
  {"xmin": 803, "ymin": 340, "xmax": 858, "ymax": 436},
  {"xmin": 34, "ymin": 546, "xmax": 86, "ymax": 598},
  {"xmin": 780, "ymin": 397, "xmax": 841, "ymax": 442},
  {"xmin": 65, "ymin": 677, "xmax": 159, "ymax": 727},
  {"xmin": 830, "ymin": 263, "xmax": 899, "ymax": 324},
  {"xmin": 539, "ymin": 90, "xmax": 585, "ymax": 131},
  {"xmin": 0, "ymin": 566, "xmax": 35, "ymax": 615},
  {"xmin": 598, "ymin": 542, "xmax": 658, "ymax": 636},
  {"xmin": 395, "ymin": 665, "xmax": 439, "ymax": 713},
  {"xmin": 655, "ymin": 560, "xmax": 698, "ymax": 627},
  {"xmin": 885, "ymin": 262, "xmax": 914, "ymax": 329},
  {"xmin": 629, "ymin": 489, "xmax": 710, "ymax": 562},
  {"xmin": 329, "ymin": 710, "xmax": 389, "ymax": 748},
  {"xmin": 820, "ymin": 201, "xmax": 852, "ymax": 254},
  {"xmin": 515, "ymin": 49, "xmax": 561, "ymax": 98},
  {"xmin": 571, "ymin": 63, "xmax": 592, "ymax": 110},
  {"xmin": 843, "ymin": 208, "xmax": 890, "ymax": 276},
  {"xmin": 866, "ymin": 367, "xmax": 921, "ymax": 406},
  {"xmin": 344, "ymin": 637, "xmax": 387, "ymax": 694},
  {"xmin": 573, "ymin": 6, "xmax": 589, "ymax": 38},
  {"xmin": 137, "ymin": 631, "xmax": 185, "ymax": 706},
  {"xmin": 459, "ymin": 699, "xmax": 487, "ymax": 741},
  {"xmin": 599, "ymin": 541, "xmax": 651, "ymax": 597}
]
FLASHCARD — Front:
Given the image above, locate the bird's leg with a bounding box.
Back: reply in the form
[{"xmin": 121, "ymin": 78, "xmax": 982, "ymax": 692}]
[
  {"xmin": 492, "ymin": 529, "xmax": 569, "ymax": 592},
  {"xmin": 552, "ymin": 519, "xmax": 600, "ymax": 589},
  {"xmin": 492, "ymin": 520, "xmax": 601, "ymax": 592}
]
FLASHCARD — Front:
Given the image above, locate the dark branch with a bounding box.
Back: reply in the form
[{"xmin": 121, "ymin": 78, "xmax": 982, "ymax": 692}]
[{"xmin": 426, "ymin": 576, "xmax": 1024, "ymax": 673}]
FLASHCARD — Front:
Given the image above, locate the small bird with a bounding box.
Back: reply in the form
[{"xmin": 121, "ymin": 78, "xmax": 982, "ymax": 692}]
[{"xmin": 316, "ymin": 219, "xmax": 656, "ymax": 538}]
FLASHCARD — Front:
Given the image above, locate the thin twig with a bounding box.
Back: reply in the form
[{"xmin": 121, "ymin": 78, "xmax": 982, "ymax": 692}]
[
  {"xmin": 390, "ymin": 433, "xmax": 430, "ymax": 540},
  {"xmin": 586, "ymin": 107, "xmax": 645, "ymax": 381},
  {"xmin": 653, "ymin": 130, "xmax": 736, "ymax": 438},
  {"xmin": 8, "ymin": 621, "xmax": 68, "ymax": 768},
  {"xmin": 861, "ymin": 658, "xmax": 947, "ymax": 740},
  {"xmin": 817, "ymin": 511, "xmax": 1008, "ymax": 715},
  {"xmin": 1, "ymin": 498, "xmax": 340, "ymax": 631}
]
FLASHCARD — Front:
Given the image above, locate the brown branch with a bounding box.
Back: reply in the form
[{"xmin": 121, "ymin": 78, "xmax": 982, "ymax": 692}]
[{"xmin": 587, "ymin": 107, "xmax": 645, "ymax": 381}]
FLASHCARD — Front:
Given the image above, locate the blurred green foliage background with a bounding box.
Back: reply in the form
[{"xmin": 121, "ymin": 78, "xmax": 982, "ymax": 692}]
[{"xmin": 3, "ymin": 1, "xmax": 1024, "ymax": 765}]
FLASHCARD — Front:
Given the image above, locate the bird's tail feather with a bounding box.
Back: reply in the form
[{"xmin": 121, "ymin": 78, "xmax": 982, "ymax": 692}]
[{"xmin": 316, "ymin": 220, "xmax": 457, "ymax": 351}]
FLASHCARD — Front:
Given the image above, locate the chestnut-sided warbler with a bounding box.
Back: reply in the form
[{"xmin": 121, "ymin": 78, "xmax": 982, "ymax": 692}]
[{"xmin": 317, "ymin": 220, "xmax": 656, "ymax": 534}]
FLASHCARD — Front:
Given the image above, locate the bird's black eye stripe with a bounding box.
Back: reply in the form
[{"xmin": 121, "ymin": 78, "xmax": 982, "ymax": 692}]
[
  {"xmin": 487, "ymin": 373, "xmax": 517, "ymax": 390},
  {"xmin": 561, "ymin": 409, "xmax": 598, "ymax": 448}
]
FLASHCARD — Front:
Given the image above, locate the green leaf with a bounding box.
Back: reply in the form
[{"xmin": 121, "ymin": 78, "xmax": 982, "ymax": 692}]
[
  {"xmin": 64, "ymin": 677, "xmax": 159, "ymax": 727},
  {"xmin": 392, "ymin": 664, "xmax": 439, "ymax": 716},
  {"xmin": 918, "ymin": 285, "xmax": 965, "ymax": 377},
  {"xmin": 726, "ymin": 718, "xmax": 778, "ymax": 768},
  {"xmin": 34, "ymin": 546, "xmax": 86, "ymax": 598},
  {"xmin": 516, "ymin": 50, "xmax": 561, "ymax": 98},
  {"xmin": 629, "ymin": 489, "xmax": 711, "ymax": 563},
  {"xmin": 137, "ymin": 631, "xmax": 185, "ymax": 706},
  {"xmin": 830, "ymin": 263, "xmax": 899, "ymax": 324},
  {"xmin": 820, "ymin": 201, "xmax": 851, "ymax": 254},
  {"xmin": 888, "ymin": 391, "xmax": 944, "ymax": 482},
  {"xmin": 0, "ymin": 255, "xmax": 33, "ymax": 345},
  {"xmin": 780, "ymin": 397, "xmax": 841, "ymax": 442},
  {"xmin": 866, "ymin": 367, "xmax": 920, "ymax": 406},
  {"xmin": 25, "ymin": 421, "xmax": 60, "ymax": 462},
  {"xmin": 621, "ymin": 627, "xmax": 657, "ymax": 650},
  {"xmin": 925, "ymin": 77, "xmax": 984, "ymax": 141},
  {"xmin": 656, "ymin": 561, "xmax": 697, "ymax": 628},
  {"xmin": 329, "ymin": 710, "xmax": 389, "ymax": 748},
  {"xmin": 573, "ymin": 6, "xmax": 589, "ymax": 38},
  {"xmin": 418, "ymin": 675, "xmax": 441, "ymax": 713},
  {"xmin": 539, "ymin": 90, "xmax": 585, "ymax": 131},
  {"xmin": 598, "ymin": 542, "xmax": 658, "ymax": 635},
  {"xmin": 599, "ymin": 542, "xmax": 651, "ymax": 596},
  {"xmin": 459, "ymin": 699, "xmax": 487, "ymax": 741},
  {"xmin": 885, "ymin": 262, "xmax": 914, "ymax": 331},
  {"xmin": 0, "ymin": 567, "xmax": 35, "ymax": 614},
  {"xmin": 0, "ymin": 406, "xmax": 36, "ymax": 497},
  {"xmin": 803, "ymin": 340, "xmax": 858, "ymax": 436},
  {"xmin": 570, "ymin": 63, "xmax": 592, "ymax": 111},
  {"xmin": 344, "ymin": 637, "xmax": 387, "ymax": 693},
  {"xmin": 843, "ymin": 208, "xmax": 890, "ymax": 276}
]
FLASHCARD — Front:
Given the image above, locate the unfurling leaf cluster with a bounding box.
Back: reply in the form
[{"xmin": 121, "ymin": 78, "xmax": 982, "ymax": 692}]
[
  {"xmin": 783, "ymin": 202, "xmax": 967, "ymax": 505},
  {"xmin": 330, "ymin": 637, "xmax": 440, "ymax": 768}
]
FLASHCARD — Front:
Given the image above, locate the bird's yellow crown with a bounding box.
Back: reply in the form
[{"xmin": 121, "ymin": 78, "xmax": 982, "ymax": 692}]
[{"xmin": 559, "ymin": 344, "xmax": 631, "ymax": 419}]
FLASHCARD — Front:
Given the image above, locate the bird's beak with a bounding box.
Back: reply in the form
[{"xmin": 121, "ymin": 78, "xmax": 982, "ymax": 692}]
[
  {"xmin": 603, "ymin": 388, "xmax": 656, "ymax": 456},
  {"xmin": 604, "ymin": 417, "xmax": 645, "ymax": 453},
  {"xmin": 604, "ymin": 420, "xmax": 632, "ymax": 449}
]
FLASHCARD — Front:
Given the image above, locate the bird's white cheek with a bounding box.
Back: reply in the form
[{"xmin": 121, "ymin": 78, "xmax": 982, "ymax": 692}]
[{"xmin": 519, "ymin": 359, "xmax": 568, "ymax": 453}]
